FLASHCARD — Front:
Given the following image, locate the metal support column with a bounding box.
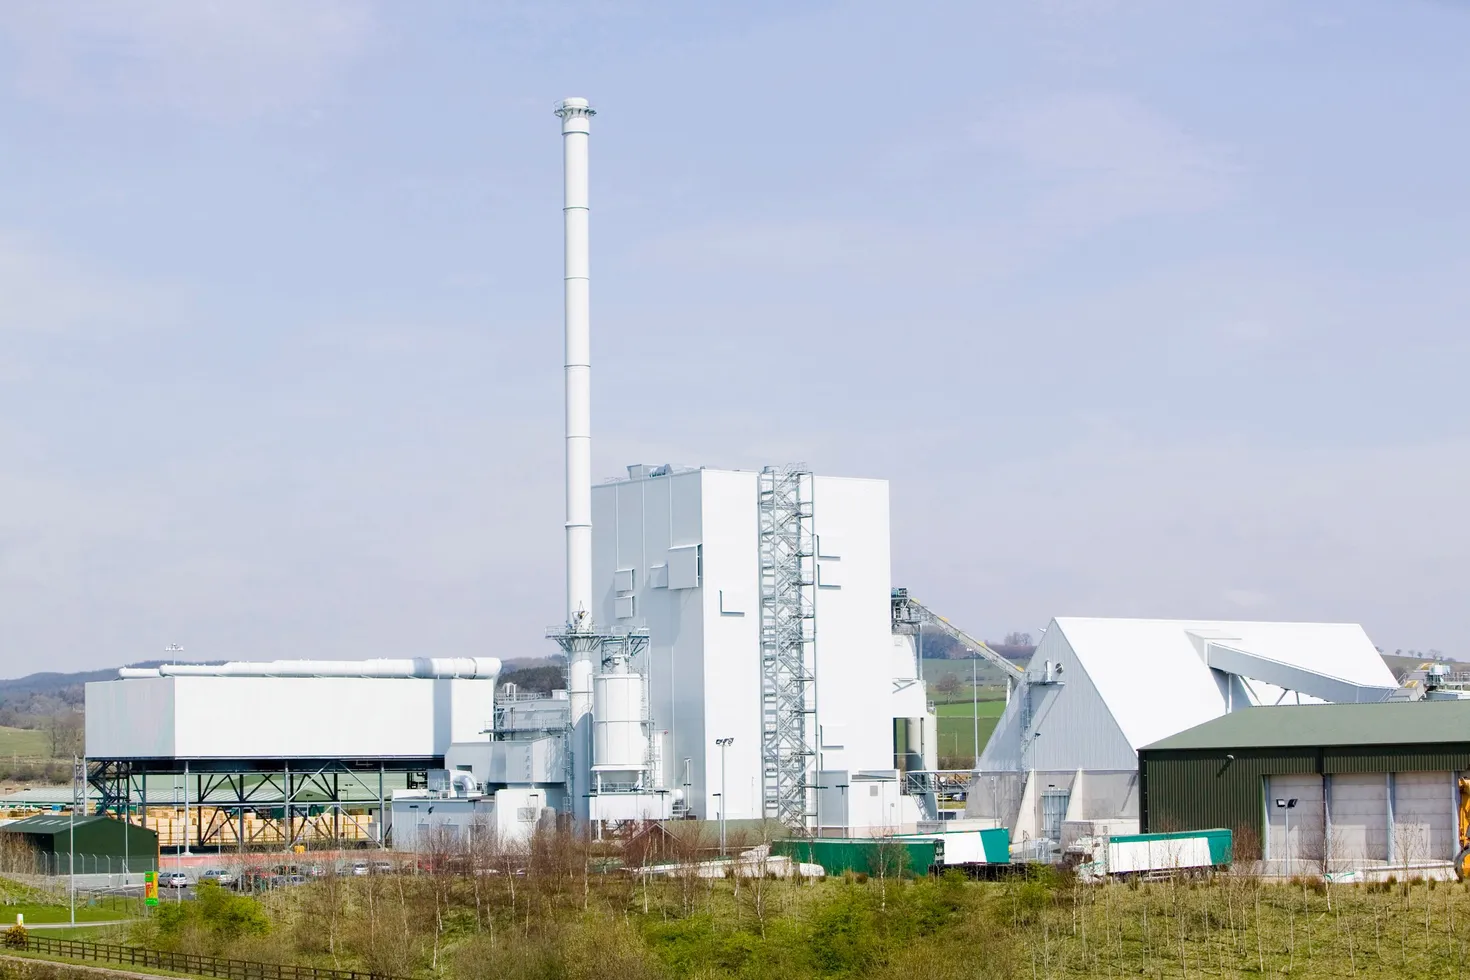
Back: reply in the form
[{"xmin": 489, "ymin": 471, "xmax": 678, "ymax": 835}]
[
  {"xmin": 183, "ymin": 760, "xmax": 191, "ymax": 855},
  {"xmin": 284, "ymin": 760, "xmax": 292, "ymax": 850}
]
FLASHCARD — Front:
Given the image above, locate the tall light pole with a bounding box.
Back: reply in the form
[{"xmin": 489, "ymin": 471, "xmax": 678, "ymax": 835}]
[
  {"xmin": 70, "ymin": 755, "xmax": 83, "ymax": 925},
  {"xmin": 164, "ymin": 645, "xmax": 188, "ymax": 857},
  {"xmin": 1275, "ymin": 797, "xmax": 1298, "ymax": 877},
  {"xmin": 971, "ymin": 654, "xmax": 979, "ymax": 769},
  {"xmin": 409, "ymin": 804, "xmax": 420, "ymax": 871},
  {"xmin": 715, "ymin": 738, "xmax": 734, "ymax": 856}
]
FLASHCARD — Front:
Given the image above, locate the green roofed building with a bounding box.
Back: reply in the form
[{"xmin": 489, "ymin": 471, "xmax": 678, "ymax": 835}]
[
  {"xmin": 1138, "ymin": 699, "xmax": 1470, "ymax": 871},
  {"xmin": 0, "ymin": 814, "xmax": 158, "ymax": 873}
]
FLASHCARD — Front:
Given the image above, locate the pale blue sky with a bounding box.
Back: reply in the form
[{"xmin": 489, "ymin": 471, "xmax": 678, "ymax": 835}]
[{"xmin": 1, "ymin": 1, "xmax": 1467, "ymax": 672}]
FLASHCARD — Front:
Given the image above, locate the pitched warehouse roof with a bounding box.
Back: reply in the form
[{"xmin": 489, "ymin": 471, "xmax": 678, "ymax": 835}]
[
  {"xmin": 1142, "ymin": 699, "xmax": 1470, "ymax": 752},
  {"xmin": 1049, "ymin": 617, "xmax": 1398, "ymax": 751},
  {"xmin": 0, "ymin": 814, "xmax": 112, "ymax": 835}
]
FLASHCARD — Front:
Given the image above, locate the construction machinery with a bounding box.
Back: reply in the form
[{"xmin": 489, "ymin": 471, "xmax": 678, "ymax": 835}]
[{"xmin": 1456, "ymin": 776, "xmax": 1470, "ymax": 881}]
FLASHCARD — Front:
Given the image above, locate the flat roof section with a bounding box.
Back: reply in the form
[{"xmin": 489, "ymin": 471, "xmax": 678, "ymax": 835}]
[{"xmin": 1142, "ymin": 699, "xmax": 1470, "ymax": 752}]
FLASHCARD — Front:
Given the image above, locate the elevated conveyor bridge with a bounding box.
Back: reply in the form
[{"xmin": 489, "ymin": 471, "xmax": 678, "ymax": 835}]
[{"xmin": 891, "ymin": 588, "xmax": 1025, "ymax": 686}]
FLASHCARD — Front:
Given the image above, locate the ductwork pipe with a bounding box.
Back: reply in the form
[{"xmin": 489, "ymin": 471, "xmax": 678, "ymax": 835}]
[
  {"xmin": 145, "ymin": 658, "xmax": 501, "ymax": 679},
  {"xmin": 118, "ymin": 668, "xmax": 162, "ymax": 678}
]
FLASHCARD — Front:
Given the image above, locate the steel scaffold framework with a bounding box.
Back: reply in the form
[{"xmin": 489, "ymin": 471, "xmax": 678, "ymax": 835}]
[
  {"xmin": 758, "ymin": 466, "xmax": 818, "ymax": 831},
  {"xmin": 87, "ymin": 757, "xmax": 432, "ymax": 849}
]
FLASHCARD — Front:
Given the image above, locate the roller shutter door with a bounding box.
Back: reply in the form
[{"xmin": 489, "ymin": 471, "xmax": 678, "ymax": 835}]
[
  {"xmin": 1265, "ymin": 774, "xmax": 1323, "ymax": 865},
  {"xmin": 1392, "ymin": 771, "xmax": 1455, "ymax": 862},
  {"xmin": 1327, "ymin": 774, "xmax": 1388, "ymax": 865}
]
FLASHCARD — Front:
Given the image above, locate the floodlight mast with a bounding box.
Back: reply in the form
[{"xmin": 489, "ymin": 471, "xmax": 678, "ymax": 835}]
[{"xmin": 1275, "ymin": 797, "xmax": 1299, "ymax": 875}]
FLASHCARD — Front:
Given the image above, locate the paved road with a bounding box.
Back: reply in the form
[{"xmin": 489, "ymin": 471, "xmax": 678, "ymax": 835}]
[{"xmin": 21, "ymin": 920, "xmax": 136, "ymax": 930}]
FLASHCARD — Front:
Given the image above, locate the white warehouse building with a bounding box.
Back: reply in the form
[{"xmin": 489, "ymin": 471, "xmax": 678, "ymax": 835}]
[
  {"xmin": 591, "ymin": 464, "xmax": 934, "ymax": 832},
  {"xmin": 966, "ymin": 617, "xmax": 1400, "ymax": 849}
]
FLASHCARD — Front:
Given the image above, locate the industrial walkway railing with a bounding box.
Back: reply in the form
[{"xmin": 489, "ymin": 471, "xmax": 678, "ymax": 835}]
[{"xmin": 10, "ymin": 934, "xmax": 401, "ymax": 980}]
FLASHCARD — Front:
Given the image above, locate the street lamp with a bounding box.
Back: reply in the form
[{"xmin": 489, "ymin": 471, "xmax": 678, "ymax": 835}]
[
  {"xmin": 971, "ymin": 654, "xmax": 979, "ymax": 769},
  {"xmin": 409, "ymin": 804, "xmax": 420, "ymax": 872},
  {"xmin": 714, "ymin": 738, "xmax": 734, "ymax": 856},
  {"xmin": 70, "ymin": 755, "xmax": 83, "ymax": 924},
  {"xmin": 1275, "ymin": 798, "xmax": 1298, "ymax": 876}
]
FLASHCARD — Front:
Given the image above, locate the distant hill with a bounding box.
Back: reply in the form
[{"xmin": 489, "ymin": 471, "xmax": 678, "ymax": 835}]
[
  {"xmin": 0, "ymin": 649, "xmax": 1437, "ymax": 712},
  {"xmin": 919, "ymin": 632, "xmax": 1034, "ymax": 664},
  {"xmin": 1381, "ymin": 653, "xmax": 1468, "ymax": 683},
  {"xmin": 0, "ymin": 661, "xmax": 178, "ymax": 717},
  {"xmin": 0, "ymin": 657, "xmax": 570, "ymax": 709}
]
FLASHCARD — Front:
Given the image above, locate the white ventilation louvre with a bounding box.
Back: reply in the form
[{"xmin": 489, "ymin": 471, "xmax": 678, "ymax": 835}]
[{"xmin": 667, "ymin": 545, "xmax": 700, "ymax": 590}]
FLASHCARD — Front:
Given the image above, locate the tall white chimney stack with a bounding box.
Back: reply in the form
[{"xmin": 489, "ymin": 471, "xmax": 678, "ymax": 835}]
[{"xmin": 555, "ymin": 97, "xmax": 595, "ymax": 628}]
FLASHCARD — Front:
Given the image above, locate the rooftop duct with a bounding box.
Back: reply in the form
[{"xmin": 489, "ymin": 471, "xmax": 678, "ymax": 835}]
[{"xmin": 131, "ymin": 658, "xmax": 502, "ymax": 680}]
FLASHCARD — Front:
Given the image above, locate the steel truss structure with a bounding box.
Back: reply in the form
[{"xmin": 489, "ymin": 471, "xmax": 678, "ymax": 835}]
[
  {"xmin": 890, "ymin": 588, "xmax": 1025, "ymax": 686},
  {"xmin": 758, "ymin": 466, "xmax": 818, "ymax": 832},
  {"xmin": 87, "ymin": 757, "xmax": 435, "ymax": 850},
  {"xmin": 548, "ymin": 619, "xmax": 650, "ymax": 814}
]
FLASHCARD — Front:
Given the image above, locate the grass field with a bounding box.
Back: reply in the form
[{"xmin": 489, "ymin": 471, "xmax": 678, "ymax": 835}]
[
  {"xmin": 933, "ymin": 699, "xmax": 1006, "ymax": 766},
  {"xmin": 921, "ymin": 658, "xmax": 1014, "ymax": 690},
  {"xmin": 0, "ymin": 725, "xmax": 53, "ymax": 758},
  {"xmin": 81, "ymin": 850, "xmax": 1470, "ymax": 980},
  {"xmin": 3, "ymin": 902, "xmax": 133, "ymax": 924}
]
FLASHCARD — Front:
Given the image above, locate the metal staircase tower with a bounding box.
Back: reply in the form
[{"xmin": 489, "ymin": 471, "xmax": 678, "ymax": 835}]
[{"xmin": 758, "ymin": 466, "xmax": 818, "ymax": 832}]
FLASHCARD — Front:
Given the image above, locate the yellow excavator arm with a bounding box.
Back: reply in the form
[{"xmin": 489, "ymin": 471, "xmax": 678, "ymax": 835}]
[{"xmin": 1455, "ymin": 777, "xmax": 1470, "ymax": 881}]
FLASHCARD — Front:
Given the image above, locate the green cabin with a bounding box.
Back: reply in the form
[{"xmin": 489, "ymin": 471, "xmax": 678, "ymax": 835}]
[{"xmin": 0, "ymin": 814, "xmax": 158, "ymax": 872}]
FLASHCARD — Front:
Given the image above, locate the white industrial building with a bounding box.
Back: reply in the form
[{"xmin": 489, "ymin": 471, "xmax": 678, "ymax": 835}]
[
  {"xmin": 84, "ymin": 97, "xmax": 937, "ymax": 848},
  {"xmin": 965, "ymin": 617, "xmax": 1400, "ymax": 850},
  {"xmin": 87, "ymin": 659, "xmax": 499, "ymax": 760},
  {"xmin": 589, "ymin": 464, "xmax": 933, "ymax": 832}
]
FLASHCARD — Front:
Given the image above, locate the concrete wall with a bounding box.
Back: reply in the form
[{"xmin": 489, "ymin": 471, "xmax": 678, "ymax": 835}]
[{"xmin": 1260, "ymin": 771, "xmax": 1457, "ymax": 869}]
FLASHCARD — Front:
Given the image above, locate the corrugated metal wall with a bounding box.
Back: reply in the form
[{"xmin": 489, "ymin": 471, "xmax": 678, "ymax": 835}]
[
  {"xmin": 1140, "ymin": 743, "xmax": 1470, "ymax": 857},
  {"xmin": 975, "ymin": 625, "xmax": 1137, "ymax": 774}
]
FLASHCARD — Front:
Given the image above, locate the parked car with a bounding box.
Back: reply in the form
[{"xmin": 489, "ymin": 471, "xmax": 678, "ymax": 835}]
[
  {"xmin": 371, "ymin": 861, "xmax": 394, "ymax": 875},
  {"xmin": 161, "ymin": 872, "xmax": 189, "ymax": 889},
  {"xmin": 350, "ymin": 862, "xmax": 370, "ymax": 876},
  {"xmin": 199, "ymin": 869, "xmax": 236, "ymax": 886},
  {"xmin": 285, "ymin": 874, "xmax": 308, "ymax": 886}
]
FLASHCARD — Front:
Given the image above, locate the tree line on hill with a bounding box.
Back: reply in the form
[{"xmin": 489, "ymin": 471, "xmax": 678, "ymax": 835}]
[{"xmin": 918, "ymin": 632, "xmax": 1036, "ymax": 662}]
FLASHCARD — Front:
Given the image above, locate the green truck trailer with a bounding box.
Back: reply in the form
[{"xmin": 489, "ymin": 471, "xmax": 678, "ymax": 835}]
[
  {"xmin": 897, "ymin": 827, "xmax": 1011, "ymax": 866},
  {"xmin": 773, "ymin": 828, "xmax": 1011, "ymax": 877},
  {"xmin": 772, "ymin": 837, "xmax": 944, "ymax": 877}
]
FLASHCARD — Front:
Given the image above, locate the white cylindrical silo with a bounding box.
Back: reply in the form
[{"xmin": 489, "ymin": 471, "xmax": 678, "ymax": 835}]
[
  {"xmin": 592, "ymin": 671, "xmax": 647, "ymax": 775},
  {"xmin": 555, "ymin": 96, "xmax": 595, "ymax": 627}
]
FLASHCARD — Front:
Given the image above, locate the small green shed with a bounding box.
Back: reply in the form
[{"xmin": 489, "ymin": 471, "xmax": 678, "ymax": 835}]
[
  {"xmin": 1139, "ymin": 700, "xmax": 1470, "ymax": 864},
  {"xmin": 0, "ymin": 814, "xmax": 158, "ymax": 872}
]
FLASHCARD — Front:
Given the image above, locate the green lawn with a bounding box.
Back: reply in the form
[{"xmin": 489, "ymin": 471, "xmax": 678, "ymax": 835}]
[
  {"xmin": 921, "ymin": 658, "xmax": 1015, "ymax": 689},
  {"xmin": 931, "ymin": 698, "xmax": 1006, "ymax": 767},
  {"xmin": 0, "ymin": 902, "xmax": 134, "ymax": 924},
  {"xmin": 0, "ymin": 726, "xmax": 54, "ymax": 758},
  {"xmin": 934, "ymin": 700, "xmax": 1006, "ymax": 719}
]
